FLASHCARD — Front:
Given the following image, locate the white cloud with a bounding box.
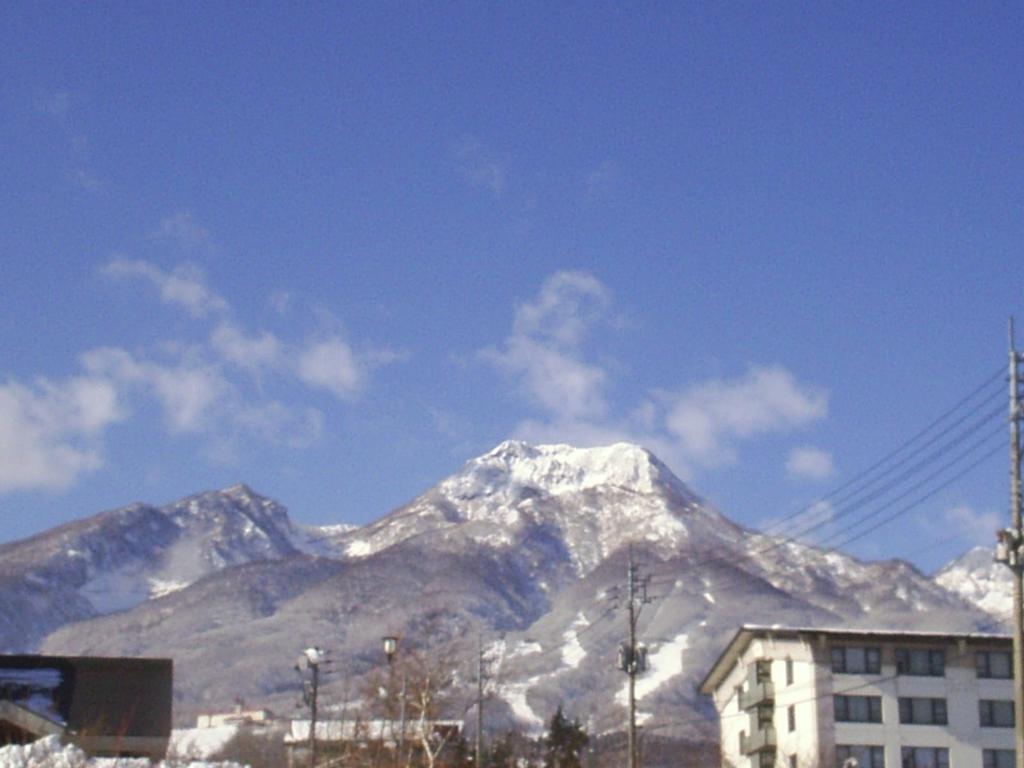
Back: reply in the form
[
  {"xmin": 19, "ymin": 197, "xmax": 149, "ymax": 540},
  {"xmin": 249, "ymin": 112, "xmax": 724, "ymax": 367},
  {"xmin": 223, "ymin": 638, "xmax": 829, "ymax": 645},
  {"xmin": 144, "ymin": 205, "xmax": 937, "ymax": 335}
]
[
  {"xmin": 662, "ymin": 366, "xmax": 828, "ymax": 466},
  {"xmin": 455, "ymin": 138, "xmax": 506, "ymax": 197},
  {"xmin": 483, "ymin": 271, "xmax": 611, "ymax": 422},
  {"xmin": 482, "ymin": 272, "xmax": 829, "ymax": 481},
  {"xmin": 297, "ymin": 338, "xmax": 363, "ymax": 399},
  {"xmin": 0, "ymin": 375, "xmax": 124, "ymax": 493},
  {"xmin": 786, "ymin": 446, "xmax": 836, "ymax": 480},
  {"xmin": 512, "ymin": 271, "xmax": 610, "ymax": 348},
  {"xmin": 584, "ymin": 160, "xmax": 617, "ymax": 203},
  {"xmin": 158, "ymin": 212, "xmax": 211, "ymax": 249},
  {"xmin": 211, "ymin": 323, "xmax": 283, "ymax": 371},
  {"xmin": 943, "ymin": 505, "xmax": 1001, "ymax": 547},
  {"xmin": 103, "ymin": 258, "xmax": 228, "ymax": 318},
  {"xmin": 82, "ymin": 347, "xmax": 227, "ymax": 433}
]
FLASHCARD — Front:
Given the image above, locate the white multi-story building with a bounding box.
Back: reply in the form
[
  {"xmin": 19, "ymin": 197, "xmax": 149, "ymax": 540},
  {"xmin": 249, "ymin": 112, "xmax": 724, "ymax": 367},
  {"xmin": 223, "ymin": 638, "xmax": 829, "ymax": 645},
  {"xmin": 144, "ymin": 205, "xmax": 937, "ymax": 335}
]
[{"xmin": 699, "ymin": 626, "xmax": 1016, "ymax": 768}]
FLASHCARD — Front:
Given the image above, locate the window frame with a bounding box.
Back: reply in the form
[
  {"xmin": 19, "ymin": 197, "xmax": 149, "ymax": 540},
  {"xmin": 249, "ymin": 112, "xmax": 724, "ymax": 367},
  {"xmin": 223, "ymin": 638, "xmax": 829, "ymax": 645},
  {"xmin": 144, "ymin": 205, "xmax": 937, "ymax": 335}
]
[
  {"xmin": 977, "ymin": 650, "xmax": 1013, "ymax": 679},
  {"xmin": 983, "ymin": 749, "xmax": 1015, "ymax": 768},
  {"xmin": 900, "ymin": 746, "xmax": 948, "ymax": 768},
  {"xmin": 895, "ymin": 648, "xmax": 945, "ymax": 677},
  {"xmin": 897, "ymin": 697, "xmax": 948, "ymax": 725},
  {"xmin": 837, "ymin": 745, "xmax": 885, "ymax": 768},
  {"xmin": 831, "ymin": 646, "xmax": 882, "ymax": 675},
  {"xmin": 980, "ymin": 699, "xmax": 1015, "ymax": 728},
  {"xmin": 834, "ymin": 694, "xmax": 883, "ymax": 723}
]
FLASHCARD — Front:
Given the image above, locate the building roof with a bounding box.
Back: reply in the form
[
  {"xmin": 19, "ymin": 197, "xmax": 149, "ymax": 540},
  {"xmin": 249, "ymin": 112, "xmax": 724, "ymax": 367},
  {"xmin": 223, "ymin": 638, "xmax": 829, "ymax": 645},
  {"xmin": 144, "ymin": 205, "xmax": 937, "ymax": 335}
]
[{"xmin": 698, "ymin": 625, "xmax": 1010, "ymax": 696}]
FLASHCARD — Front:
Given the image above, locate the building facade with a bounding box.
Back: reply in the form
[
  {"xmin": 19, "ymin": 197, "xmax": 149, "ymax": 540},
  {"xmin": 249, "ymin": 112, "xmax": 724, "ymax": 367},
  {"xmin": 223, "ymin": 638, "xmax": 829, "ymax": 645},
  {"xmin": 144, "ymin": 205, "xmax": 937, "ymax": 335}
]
[
  {"xmin": 0, "ymin": 654, "xmax": 172, "ymax": 759},
  {"xmin": 699, "ymin": 626, "xmax": 1016, "ymax": 768}
]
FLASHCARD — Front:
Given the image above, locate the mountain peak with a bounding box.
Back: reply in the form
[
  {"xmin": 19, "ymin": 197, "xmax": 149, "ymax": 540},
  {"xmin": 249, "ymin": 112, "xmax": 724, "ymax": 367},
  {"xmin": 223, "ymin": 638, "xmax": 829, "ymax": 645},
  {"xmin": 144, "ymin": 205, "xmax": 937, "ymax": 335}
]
[{"xmin": 467, "ymin": 440, "xmax": 680, "ymax": 497}]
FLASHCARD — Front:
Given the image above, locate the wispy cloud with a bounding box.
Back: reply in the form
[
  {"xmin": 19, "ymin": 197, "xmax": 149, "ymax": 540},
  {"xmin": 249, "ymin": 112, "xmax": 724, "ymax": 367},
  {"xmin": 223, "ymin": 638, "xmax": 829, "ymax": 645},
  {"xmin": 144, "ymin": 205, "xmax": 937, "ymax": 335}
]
[
  {"xmin": 943, "ymin": 504, "xmax": 1000, "ymax": 547},
  {"xmin": 455, "ymin": 137, "xmax": 506, "ymax": 197},
  {"xmin": 157, "ymin": 212, "xmax": 213, "ymax": 250},
  {"xmin": 296, "ymin": 338, "xmax": 364, "ymax": 400},
  {"xmin": 584, "ymin": 160, "xmax": 618, "ymax": 204},
  {"xmin": 786, "ymin": 446, "xmax": 836, "ymax": 480},
  {"xmin": 211, "ymin": 323, "xmax": 284, "ymax": 372},
  {"xmin": 103, "ymin": 258, "xmax": 229, "ymax": 318},
  {"xmin": 37, "ymin": 90, "xmax": 102, "ymax": 194},
  {"xmin": 661, "ymin": 368, "xmax": 827, "ymax": 467},
  {"xmin": 481, "ymin": 271, "xmax": 829, "ymax": 480},
  {"xmin": 0, "ymin": 374, "xmax": 124, "ymax": 493},
  {"xmin": 482, "ymin": 271, "xmax": 610, "ymax": 422}
]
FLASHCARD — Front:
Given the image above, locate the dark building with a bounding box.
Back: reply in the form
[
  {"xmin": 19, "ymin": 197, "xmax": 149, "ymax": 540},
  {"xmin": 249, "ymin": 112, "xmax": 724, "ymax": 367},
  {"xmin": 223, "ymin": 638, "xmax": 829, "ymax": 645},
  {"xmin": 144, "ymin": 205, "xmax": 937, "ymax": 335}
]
[{"xmin": 0, "ymin": 654, "xmax": 173, "ymax": 759}]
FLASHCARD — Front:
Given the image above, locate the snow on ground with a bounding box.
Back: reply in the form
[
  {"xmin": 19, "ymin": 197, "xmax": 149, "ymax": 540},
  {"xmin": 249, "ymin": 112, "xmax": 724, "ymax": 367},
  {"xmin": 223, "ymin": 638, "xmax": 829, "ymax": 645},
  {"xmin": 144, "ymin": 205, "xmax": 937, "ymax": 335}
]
[
  {"xmin": 168, "ymin": 727, "xmax": 237, "ymax": 760},
  {"xmin": 500, "ymin": 679, "xmax": 546, "ymax": 734},
  {"xmin": 0, "ymin": 736, "xmax": 246, "ymax": 768},
  {"xmin": 505, "ymin": 640, "xmax": 542, "ymax": 660},
  {"xmin": 615, "ymin": 633, "xmax": 690, "ymax": 718},
  {"xmin": 560, "ymin": 613, "xmax": 589, "ymax": 669}
]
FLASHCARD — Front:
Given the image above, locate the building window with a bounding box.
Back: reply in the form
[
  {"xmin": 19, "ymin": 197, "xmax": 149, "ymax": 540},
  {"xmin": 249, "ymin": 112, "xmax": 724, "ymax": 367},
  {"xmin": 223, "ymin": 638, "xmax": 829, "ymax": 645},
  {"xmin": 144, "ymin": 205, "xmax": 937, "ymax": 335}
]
[
  {"xmin": 901, "ymin": 747, "xmax": 948, "ymax": 768},
  {"xmin": 898, "ymin": 697, "xmax": 948, "ymax": 725},
  {"xmin": 788, "ymin": 704, "xmax": 796, "ymax": 732},
  {"xmin": 759, "ymin": 752, "xmax": 776, "ymax": 768},
  {"xmin": 831, "ymin": 646, "xmax": 881, "ymax": 674},
  {"xmin": 738, "ymin": 730, "xmax": 745, "ymax": 753},
  {"xmin": 977, "ymin": 650, "xmax": 1013, "ymax": 679},
  {"xmin": 786, "ymin": 658, "xmax": 794, "ymax": 686},
  {"xmin": 756, "ymin": 703, "xmax": 773, "ymax": 729},
  {"xmin": 837, "ymin": 745, "xmax": 885, "ymax": 768},
  {"xmin": 790, "ymin": 755, "xmax": 797, "ymax": 768},
  {"xmin": 983, "ymin": 749, "xmax": 1015, "ymax": 768},
  {"xmin": 980, "ymin": 699, "xmax": 1015, "ymax": 727},
  {"xmin": 755, "ymin": 658, "xmax": 772, "ymax": 683},
  {"xmin": 834, "ymin": 695, "xmax": 882, "ymax": 723},
  {"xmin": 895, "ymin": 648, "xmax": 944, "ymax": 676}
]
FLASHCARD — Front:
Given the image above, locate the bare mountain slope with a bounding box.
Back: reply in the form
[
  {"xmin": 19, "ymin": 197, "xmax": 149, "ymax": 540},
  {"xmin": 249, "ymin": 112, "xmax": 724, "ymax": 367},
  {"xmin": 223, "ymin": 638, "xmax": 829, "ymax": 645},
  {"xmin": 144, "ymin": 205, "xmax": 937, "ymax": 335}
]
[{"xmin": 9, "ymin": 441, "xmax": 996, "ymax": 737}]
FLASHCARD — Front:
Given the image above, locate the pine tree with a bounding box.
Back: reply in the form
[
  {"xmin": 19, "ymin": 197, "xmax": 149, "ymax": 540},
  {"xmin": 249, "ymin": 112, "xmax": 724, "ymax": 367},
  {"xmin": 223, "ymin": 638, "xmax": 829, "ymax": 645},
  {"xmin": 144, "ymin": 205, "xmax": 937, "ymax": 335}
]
[{"xmin": 543, "ymin": 706, "xmax": 589, "ymax": 768}]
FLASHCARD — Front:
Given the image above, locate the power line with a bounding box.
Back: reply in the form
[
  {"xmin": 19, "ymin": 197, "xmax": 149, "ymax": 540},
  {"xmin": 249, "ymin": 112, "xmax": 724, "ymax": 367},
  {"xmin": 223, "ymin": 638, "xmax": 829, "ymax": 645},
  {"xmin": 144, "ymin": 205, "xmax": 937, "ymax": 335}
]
[{"xmin": 756, "ymin": 367, "xmax": 1004, "ymax": 538}]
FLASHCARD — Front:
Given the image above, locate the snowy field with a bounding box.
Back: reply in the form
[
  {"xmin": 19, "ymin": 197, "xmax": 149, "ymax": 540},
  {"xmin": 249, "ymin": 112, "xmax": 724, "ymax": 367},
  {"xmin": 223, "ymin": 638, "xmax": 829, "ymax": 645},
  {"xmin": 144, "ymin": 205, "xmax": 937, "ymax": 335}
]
[{"xmin": 0, "ymin": 737, "xmax": 247, "ymax": 768}]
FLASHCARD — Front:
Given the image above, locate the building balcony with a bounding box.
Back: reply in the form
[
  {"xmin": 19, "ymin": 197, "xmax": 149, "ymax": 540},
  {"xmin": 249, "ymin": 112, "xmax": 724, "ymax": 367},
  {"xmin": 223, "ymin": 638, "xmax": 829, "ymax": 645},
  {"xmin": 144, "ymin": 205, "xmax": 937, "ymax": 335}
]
[
  {"xmin": 739, "ymin": 680, "xmax": 775, "ymax": 710},
  {"xmin": 741, "ymin": 726, "xmax": 777, "ymax": 755}
]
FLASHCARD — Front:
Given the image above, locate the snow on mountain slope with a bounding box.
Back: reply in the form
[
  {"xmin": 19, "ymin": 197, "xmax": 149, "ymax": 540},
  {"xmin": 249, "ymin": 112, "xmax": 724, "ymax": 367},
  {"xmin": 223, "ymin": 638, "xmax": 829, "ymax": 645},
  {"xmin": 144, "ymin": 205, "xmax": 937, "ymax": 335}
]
[
  {"xmin": 0, "ymin": 484, "xmax": 336, "ymax": 650},
  {"xmin": 935, "ymin": 545, "xmax": 1010, "ymax": 623},
  {"xmin": 7, "ymin": 439, "xmax": 1000, "ymax": 739},
  {"xmin": 334, "ymin": 440, "xmax": 734, "ymax": 575}
]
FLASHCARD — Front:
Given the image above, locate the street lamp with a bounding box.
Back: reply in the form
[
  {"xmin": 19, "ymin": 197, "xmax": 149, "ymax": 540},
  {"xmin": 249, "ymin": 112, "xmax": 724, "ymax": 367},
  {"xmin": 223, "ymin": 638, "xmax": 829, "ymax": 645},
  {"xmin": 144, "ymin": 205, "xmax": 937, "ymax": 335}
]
[
  {"xmin": 295, "ymin": 646, "xmax": 325, "ymax": 768},
  {"xmin": 382, "ymin": 636, "xmax": 399, "ymax": 664},
  {"xmin": 381, "ymin": 636, "xmax": 404, "ymax": 768}
]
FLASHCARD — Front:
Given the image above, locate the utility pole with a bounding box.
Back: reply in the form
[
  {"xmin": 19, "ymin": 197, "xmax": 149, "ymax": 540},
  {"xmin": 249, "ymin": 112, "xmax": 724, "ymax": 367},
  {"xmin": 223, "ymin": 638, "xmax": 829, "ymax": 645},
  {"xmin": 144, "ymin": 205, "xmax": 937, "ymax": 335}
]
[
  {"xmin": 296, "ymin": 647, "xmax": 326, "ymax": 768},
  {"xmin": 476, "ymin": 634, "xmax": 484, "ymax": 768},
  {"xmin": 996, "ymin": 318, "xmax": 1024, "ymax": 768},
  {"xmin": 617, "ymin": 547, "xmax": 650, "ymax": 768}
]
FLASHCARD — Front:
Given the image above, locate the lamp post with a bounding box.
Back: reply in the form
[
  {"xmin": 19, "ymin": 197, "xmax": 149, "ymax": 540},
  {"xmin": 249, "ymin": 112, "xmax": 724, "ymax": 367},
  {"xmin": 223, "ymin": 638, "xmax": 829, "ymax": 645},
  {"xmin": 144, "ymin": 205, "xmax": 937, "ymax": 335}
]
[
  {"xmin": 295, "ymin": 647, "xmax": 325, "ymax": 768},
  {"xmin": 382, "ymin": 636, "xmax": 405, "ymax": 768}
]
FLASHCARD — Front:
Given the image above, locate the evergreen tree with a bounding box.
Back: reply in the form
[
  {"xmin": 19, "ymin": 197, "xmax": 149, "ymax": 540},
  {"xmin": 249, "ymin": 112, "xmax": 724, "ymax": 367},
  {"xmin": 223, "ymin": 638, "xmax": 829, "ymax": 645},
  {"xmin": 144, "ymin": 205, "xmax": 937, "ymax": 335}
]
[{"xmin": 543, "ymin": 706, "xmax": 589, "ymax": 768}]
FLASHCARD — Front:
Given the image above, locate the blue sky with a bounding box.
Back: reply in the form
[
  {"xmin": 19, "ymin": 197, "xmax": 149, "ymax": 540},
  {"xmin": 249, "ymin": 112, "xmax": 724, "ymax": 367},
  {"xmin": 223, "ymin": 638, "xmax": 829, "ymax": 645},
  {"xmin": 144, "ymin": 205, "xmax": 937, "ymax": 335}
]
[{"xmin": 1, "ymin": 2, "xmax": 1021, "ymax": 572}]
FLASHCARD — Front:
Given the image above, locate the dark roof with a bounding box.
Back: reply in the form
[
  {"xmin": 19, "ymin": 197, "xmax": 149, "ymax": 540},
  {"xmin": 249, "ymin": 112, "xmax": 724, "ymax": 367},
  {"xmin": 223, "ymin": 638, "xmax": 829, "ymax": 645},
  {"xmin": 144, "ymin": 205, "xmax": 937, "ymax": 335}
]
[{"xmin": 698, "ymin": 625, "xmax": 1010, "ymax": 695}]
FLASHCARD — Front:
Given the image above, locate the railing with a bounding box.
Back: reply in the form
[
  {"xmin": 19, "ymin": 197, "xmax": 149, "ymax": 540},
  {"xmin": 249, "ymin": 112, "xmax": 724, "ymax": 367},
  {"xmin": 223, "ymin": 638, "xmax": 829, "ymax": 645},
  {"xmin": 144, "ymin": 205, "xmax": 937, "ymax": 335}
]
[
  {"xmin": 740, "ymin": 725, "xmax": 777, "ymax": 754},
  {"xmin": 739, "ymin": 680, "xmax": 775, "ymax": 710}
]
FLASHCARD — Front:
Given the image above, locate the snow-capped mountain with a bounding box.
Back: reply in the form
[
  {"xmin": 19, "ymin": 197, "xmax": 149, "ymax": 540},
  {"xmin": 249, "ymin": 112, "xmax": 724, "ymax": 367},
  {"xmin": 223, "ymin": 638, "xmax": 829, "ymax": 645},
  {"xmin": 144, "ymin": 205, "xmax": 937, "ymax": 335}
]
[
  {"xmin": 0, "ymin": 483, "xmax": 342, "ymax": 651},
  {"xmin": 935, "ymin": 545, "xmax": 1011, "ymax": 622},
  {"xmin": 3, "ymin": 441, "xmax": 1001, "ymax": 738}
]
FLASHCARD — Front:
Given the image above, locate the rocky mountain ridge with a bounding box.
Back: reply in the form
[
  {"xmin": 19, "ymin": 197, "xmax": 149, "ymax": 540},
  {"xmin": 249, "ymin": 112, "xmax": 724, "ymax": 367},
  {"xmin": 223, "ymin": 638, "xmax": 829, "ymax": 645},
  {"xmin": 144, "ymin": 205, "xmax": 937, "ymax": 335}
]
[{"xmin": 0, "ymin": 441, "xmax": 1006, "ymax": 737}]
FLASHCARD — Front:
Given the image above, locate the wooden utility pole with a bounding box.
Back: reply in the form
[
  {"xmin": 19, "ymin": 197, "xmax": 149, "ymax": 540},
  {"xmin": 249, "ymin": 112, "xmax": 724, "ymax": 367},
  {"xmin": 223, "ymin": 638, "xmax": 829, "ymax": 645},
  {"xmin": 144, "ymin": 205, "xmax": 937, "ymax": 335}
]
[
  {"xmin": 618, "ymin": 548, "xmax": 650, "ymax": 768},
  {"xmin": 476, "ymin": 634, "xmax": 484, "ymax": 768},
  {"xmin": 997, "ymin": 319, "xmax": 1024, "ymax": 768}
]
